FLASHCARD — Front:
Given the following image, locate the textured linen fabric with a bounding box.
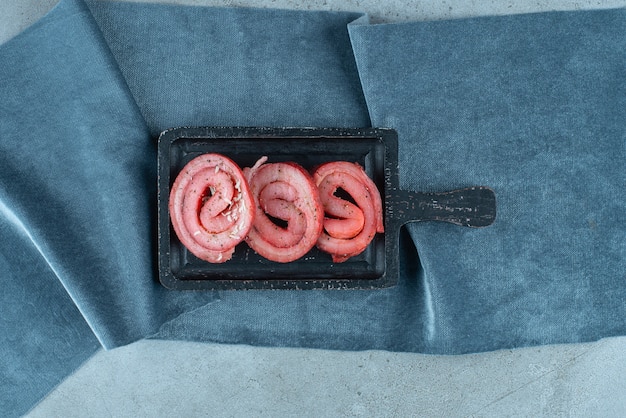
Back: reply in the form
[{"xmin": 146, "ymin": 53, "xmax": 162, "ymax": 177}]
[
  {"xmin": 0, "ymin": 1, "xmax": 125, "ymax": 414},
  {"xmin": 0, "ymin": 0, "xmax": 215, "ymax": 353},
  {"xmin": 0, "ymin": 1, "xmax": 205, "ymax": 414},
  {"xmin": 86, "ymin": 0, "xmax": 371, "ymax": 136},
  {"xmin": 0, "ymin": 213, "xmax": 100, "ymax": 416},
  {"xmin": 349, "ymin": 9, "xmax": 626, "ymax": 353},
  {"xmin": 1, "ymin": 0, "xmax": 625, "ymax": 415}
]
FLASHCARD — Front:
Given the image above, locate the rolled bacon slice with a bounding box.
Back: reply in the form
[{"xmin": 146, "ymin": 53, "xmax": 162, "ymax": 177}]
[
  {"xmin": 169, "ymin": 153, "xmax": 255, "ymax": 263},
  {"xmin": 244, "ymin": 157, "xmax": 324, "ymax": 263},
  {"xmin": 313, "ymin": 161, "xmax": 384, "ymax": 263}
]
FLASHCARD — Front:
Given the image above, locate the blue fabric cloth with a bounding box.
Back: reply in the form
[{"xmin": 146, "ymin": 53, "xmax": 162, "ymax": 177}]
[
  {"xmin": 0, "ymin": 211, "xmax": 100, "ymax": 416},
  {"xmin": 86, "ymin": 1, "xmax": 371, "ymax": 136},
  {"xmin": 348, "ymin": 9, "xmax": 626, "ymax": 353},
  {"xmin": 1, "ymin": 1, "xmax": 624, "ymax": 415}
]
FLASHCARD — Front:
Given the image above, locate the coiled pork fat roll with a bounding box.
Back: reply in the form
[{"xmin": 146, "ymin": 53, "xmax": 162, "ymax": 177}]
[
  {"xmin": 313, "ymin": 162, "xmax": 384, "ymax": 263},
  {"xmin": 169, "ymin": 153, "xmax": 255, "ymax": 263},
  {"xmin": 244, "ymin": 157, "xmax": 324, "ymax": 263}
]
